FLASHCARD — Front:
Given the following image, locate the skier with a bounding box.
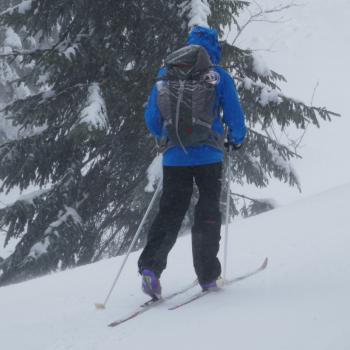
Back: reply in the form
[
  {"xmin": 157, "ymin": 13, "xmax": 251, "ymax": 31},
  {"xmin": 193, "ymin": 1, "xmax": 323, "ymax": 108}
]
[{"xmin": 138, "ymin": 26, "xmax": 247, "ymax": 299}]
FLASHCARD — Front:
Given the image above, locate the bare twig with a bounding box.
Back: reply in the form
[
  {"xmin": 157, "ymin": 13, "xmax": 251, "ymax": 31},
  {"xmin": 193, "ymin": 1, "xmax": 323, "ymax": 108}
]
[
  {"xmin": 310, "ymin": 81, "xmax": 320, "ymax": 106},
  {"xmin": 231, "ymin": 1, "xmax": 300, "ymax": 45},
  {"xmin": 249, "ymin": 128, "xmax": 302, "ymax": 159},
  {"xmin": 233, "ymin": 75, "xmax": 340, "ymax": 118},
  {"xmin": 293, "ymin": 81, "xmax": 320, "ymax": 150}
]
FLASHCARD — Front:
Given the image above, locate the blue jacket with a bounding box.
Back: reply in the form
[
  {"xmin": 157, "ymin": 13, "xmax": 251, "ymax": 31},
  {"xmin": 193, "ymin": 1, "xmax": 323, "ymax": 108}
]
[{"xmin": 145, "ymin": 26, "xmax": 247, "ymax": 167}]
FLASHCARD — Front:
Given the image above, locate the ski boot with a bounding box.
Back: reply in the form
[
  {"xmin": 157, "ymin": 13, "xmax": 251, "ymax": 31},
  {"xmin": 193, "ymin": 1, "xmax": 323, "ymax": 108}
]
[
  {"xmin": 200, "ymin": 276, "xmax": 224, "ymax": 292},
  {"xmin": 141, "ymin": 269, "xmax": 162, "ymax": 300}
]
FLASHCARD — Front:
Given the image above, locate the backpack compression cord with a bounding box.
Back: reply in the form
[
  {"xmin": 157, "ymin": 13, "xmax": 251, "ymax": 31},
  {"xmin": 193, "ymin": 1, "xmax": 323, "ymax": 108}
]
[{"xmin": 174, "ymin": 80, "xmax": 187, "ymax": 152}]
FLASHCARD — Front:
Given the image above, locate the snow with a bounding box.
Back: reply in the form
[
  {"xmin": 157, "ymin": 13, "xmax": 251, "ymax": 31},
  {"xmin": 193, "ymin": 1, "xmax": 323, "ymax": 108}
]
[
  {"xmin": 81, "ymin": 154, "xmax": 102, "ymax": 176},
  {"xmin": 63, "ymin": 44, "xmax": 79, "ymax": 60},
  {"xmin": 4, "ymin": 27, "xmax": 22, "ymax": 50},
  {"xmin": 144, "ymin": 154, "xmax": 162, "ymax": 192},
  {"xmin": 187, "ymin": 0, "xmax": 211, "ymax": 28},
  {"xmin": 267, "ymin": 144, "xmax": 300, "ymax": 184},
  {"xmin": 0, "ymin": 183, "xmax": 349, "ymax": 349},
  {"xmin": 14, "ymin": 82, "xmax": 31, "ymax": 100},
  {"xmin": 1, "ymin": 0, "xmax": 32, "ymax": 15},
  {"xmin": 44, "ymin": 206, "xmax": 82, "ymax": 234},
  {"xmin": 240, "ymin": 76, "xmax": 283, "ymax": 106},
  {"xmin": 79, "ymin": 83, "xmax": 108, "ymax": 131},
  {"xmin": 259, "ymin": 85, "xmax": 282, "ymax": 106},
  {"xmin": 24, "ymin": 206, "xmax": 83, "ymax": 260},
  {"xmin": 41, "ymin": 90, "xmax": 55, "ymax": 100},
  {"xmin": 28, "ymin": 236, "xmax": 50, "ymax": 259},
  {"xmin": 124, "ymin": 61, "xmax": 135, "ymax": 71},
  {"xmin": 15, "ymin": 188, "xmax": 47, "ymax": 205},
  {"xmin": 243, "ymin": 76, "xmax": 253, "ymax": 90},
  {"xmin": 252, "ymin": 53, "xmax": 271, "ymax": 77},
  {"xmin": 17, "ymin": 0, "xmax": 32, "ymax": 14}
]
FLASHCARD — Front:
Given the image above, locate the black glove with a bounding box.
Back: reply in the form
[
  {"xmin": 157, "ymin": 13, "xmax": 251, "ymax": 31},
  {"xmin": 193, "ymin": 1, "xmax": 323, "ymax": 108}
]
[{"xmin": 224, "ymin": 141, "xmax": 243, "ymax": 151}]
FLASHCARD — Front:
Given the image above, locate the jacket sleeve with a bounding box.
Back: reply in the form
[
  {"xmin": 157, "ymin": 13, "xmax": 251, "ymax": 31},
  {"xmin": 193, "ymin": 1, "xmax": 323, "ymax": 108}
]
[
  {"xmin": 144, "ymin": 68, "xmax": 166, "ymax": 139},
  {"xmin": 220, "ymin": 70, "xmax": 247, "ymax": 145},
  {"xmin": 144, "ymin": 85, "xmax": 163, "ymax": 138}
]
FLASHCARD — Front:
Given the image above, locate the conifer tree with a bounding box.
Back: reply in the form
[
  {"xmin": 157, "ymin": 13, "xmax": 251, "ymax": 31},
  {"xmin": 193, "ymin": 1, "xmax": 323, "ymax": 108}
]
[
  {"xmin": 0, "ymin": 0, "xmax": 337, "ymax": 285},
  {"xmin": 0, "ymin": 0, "xmax": 33, "ymax": 145}
]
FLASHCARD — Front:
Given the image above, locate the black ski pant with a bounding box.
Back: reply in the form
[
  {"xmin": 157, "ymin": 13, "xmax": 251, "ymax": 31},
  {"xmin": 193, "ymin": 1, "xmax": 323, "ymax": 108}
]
[{"xmin": 138, "ymin": 162, "xmax": 222, "ymax": 285}]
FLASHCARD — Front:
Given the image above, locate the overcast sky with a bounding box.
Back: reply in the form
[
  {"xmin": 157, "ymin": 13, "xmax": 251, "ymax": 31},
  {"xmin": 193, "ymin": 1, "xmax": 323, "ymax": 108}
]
[{"xmin": 230, "ymin": 0, "xmax": 350, "ymax": 205}]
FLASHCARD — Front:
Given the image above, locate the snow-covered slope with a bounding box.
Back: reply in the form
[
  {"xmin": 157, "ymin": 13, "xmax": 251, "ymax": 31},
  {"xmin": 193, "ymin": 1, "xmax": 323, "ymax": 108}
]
[{"xmin": 1, "ymin": 183, "xmax": 349, "ymax": 350}]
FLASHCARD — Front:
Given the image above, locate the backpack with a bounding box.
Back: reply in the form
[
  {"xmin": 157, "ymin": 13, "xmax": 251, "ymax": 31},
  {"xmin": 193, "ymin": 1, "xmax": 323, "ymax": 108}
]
[{"xmin": 156, "ymin": 45, "xmax": 223, "ymax": 151}]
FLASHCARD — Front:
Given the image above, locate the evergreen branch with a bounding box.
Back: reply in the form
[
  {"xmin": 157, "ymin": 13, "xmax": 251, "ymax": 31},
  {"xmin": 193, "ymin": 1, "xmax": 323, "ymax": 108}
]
[
  {"xmin": 92, "ymin": 169, "xmax": 152, "ymax": 261},
  {"xmin": 235, "ymin": 74, "xmax": 340, "ymax": 120},
  {"xmin": 0, "ymin": 48, "xmax": 52, "ymax": 59},
  {"xmin": 230, "ymin": 191, "xmax": 276, "ymax": 217},
  {"xmin": 0, "ymin": 33, "xmax": 88, "ymax": 60},
  {"xmin": 230, "ymin": 191, "xmax": 270, "ymax": 204},
  {"xmin": 232, "ymin": 70, "xmax": 283, "ymax": 90},
  {"xmin": 221, "ymin": 44, "xmax": 287, "ymax": 88},
  {"xmin": 0, "ymin": 2, "xmax": 29, "ymax": 17},
  {"xmin": 0, "ymin": 14, "xmax": 84, "ymax": 95},
  {"xmin": 0, "ymin": 82, "xmax": 89, "ymax": 115},
  {"xmin": 248, "ymin": 128, "xmax": 302, "ymax": 159}
]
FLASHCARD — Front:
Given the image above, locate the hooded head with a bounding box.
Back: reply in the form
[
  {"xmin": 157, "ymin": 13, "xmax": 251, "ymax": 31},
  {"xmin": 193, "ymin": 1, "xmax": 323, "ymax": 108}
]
[{"xmin": 187, "ymin": 26, "xmax": 222, "ymax": 65}]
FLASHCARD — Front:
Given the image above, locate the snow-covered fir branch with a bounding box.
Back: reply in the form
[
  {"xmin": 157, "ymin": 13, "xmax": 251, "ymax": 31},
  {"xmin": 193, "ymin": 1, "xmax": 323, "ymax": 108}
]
[
  {"xmin": 190, "ymin": 0, "xmax": 211, "ymax": 27},
  {"xmin": 79, "ymin": 83, "xmax": 108, "ymax": 131},
  {"xmin": 0, "ymin": 0, "xmax": 32, "ymax": 16}
]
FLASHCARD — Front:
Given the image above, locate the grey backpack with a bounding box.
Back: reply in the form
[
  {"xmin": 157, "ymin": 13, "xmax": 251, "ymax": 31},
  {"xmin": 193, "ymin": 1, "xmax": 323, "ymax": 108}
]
[{"xmin": 156, "ymin": 45, "xmax": 223, "ymax": 151}]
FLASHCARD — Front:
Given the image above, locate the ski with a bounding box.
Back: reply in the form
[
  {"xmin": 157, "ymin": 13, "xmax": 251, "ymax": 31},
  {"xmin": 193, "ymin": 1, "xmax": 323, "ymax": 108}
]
[
  {"xmin": 108, "ymin": 279, "xmax": 198, "ymax": 327},
  {"xmin": 108, "ymin": 258, "xmax": 268, "ymax": 326},
  {"xmin": 169, "ymin": 257, "xmax": 268, "ymax": 311}
]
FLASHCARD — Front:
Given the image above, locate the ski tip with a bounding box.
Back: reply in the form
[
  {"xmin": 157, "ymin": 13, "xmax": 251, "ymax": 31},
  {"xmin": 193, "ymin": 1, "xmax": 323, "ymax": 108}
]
[
  {"xmin": 95, "ymin": 303, "xmax": 106, "ymax": 310},
  {"xmin": 262, "ymin": 257, "xmax": 268, "ymax": 269}
]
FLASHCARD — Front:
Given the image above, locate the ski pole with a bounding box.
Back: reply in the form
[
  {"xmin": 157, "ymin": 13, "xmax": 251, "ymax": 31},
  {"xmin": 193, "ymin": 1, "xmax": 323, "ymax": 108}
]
[
  {"xmin": 95, "ymin": 177, "xmax": 162, "ymax": 310},
  {"xmin": 222, "ymin": 147, "xmax": 232, "ymax": 281}
]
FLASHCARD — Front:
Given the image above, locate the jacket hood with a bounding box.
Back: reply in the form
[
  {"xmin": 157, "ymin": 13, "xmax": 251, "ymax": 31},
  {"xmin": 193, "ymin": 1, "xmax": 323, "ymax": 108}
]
[{"xmin": 186, "ymin": 26, "xmax": 221, "ymax": 65}]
